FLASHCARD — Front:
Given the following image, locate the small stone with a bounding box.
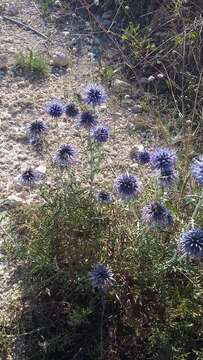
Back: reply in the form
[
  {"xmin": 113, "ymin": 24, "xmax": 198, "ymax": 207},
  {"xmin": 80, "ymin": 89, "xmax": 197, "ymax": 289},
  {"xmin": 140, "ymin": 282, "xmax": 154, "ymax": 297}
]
[
  {"xmin": 122, "ymin": 98, "xmax": 134, "ymax": 107},
  {"xmin": 131, "ymin": 104, "xmax": 143, "ymax": 114},
  {"xmin": 36, "ymin": 165, "xmax": 46, "ymax": 174},
  {"xmin": 112, "ymin": 79, "xmax": 132, "ymax": 93},
  {"xmin": 0, "ymin": 55, "xmax": 8, "ymax": 70},
  {"xmin": 3, "ymin": 195, "xmax": 24, "ymax": 209},
  {"xmin": 52, "ymin": 51, "xmax": 69, "ymax": 67}
]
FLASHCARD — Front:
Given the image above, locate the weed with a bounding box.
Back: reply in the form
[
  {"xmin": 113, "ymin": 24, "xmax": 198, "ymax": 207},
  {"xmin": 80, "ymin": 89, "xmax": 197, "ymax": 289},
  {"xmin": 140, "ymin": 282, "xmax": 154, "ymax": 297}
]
[{"xmin": 15, "ymin": 50, "xmax": 49, "ymax": 77}]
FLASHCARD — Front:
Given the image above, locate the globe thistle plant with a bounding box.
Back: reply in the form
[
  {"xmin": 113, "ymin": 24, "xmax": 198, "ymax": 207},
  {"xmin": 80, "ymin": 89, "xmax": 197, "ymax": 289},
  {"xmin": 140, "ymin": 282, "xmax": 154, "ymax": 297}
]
[
  {"xmin": 92, "ymin": 125, "xmax": 109, "ymax": 143},
  {"xmin": 114, "ymin": 173, "xmax": 142, "ymax": 200},
  {"xmin": 77, "ymin": 111, "xmax": 97, "ymax": 129},
  {"xmin": 89, "ymin": 264, "xmax": 114, "ymax": 292},
  {"xmin": 45, "ymin": 100, "xmax": 64, "ymax": 118},
  {"xmin": 151, "ymin": 148, "xmax": 177, "ymax": 170},
  {"xmin": 179, "ymin": 229, "xmax": 203, "ymax": 257},
  {"xmin": 20, "ymin": 167, "xmax": 42, "ymax": 187},
  {"xmin": 84, "ymin": 83, "xmax": 107, "ymax": 107},
  {"xmin": 142, "ymin": 202, "xmax": 173, "ymax": 228},
  {"xmin": 191, "ymin": 156, "xmax": 203, "ymax": 187},
  {"xmin": 159, "ymin": 165, "xmax": 178, "ymax": 188},
  {"xmin": 27, "ymin": 119, "xmax": 48, "ymax": 144},
  {"xmin": 54, "ymin": 144, "xmax": 77, "ymax": 168},
  {"xmin": 136, "ymin": 149, "xmax": 151, "ymax": 165},
  {"xmin": 96, "ymin": 190, "xmax": 112, "ymax": 204},
  {"xmin": 65, "ymin": 102, "xmax": 79, "ymax": 118}
]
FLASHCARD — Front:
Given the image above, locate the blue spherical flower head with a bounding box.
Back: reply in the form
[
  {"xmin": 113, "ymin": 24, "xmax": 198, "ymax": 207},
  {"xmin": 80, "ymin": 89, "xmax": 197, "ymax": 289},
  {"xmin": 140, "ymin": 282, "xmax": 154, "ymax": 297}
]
[
  {"xmin": 180, "ymin": 229, "xmax": 203, "ymax": 257},
  {"xmin": 88, "ymin": 264, "xmax": 114, "ymax": 292},
  {"xmin": 136, "ymin": 149, "xmax": 151, "ymax": 165},
  {"xmin": 45, "ymin": 100, "xmax": 64, "ymax": 118},
  {"xmin": 92, "ymin": 125, "xmax": 109, "ymax": 143},
  {"xmin": 142, "ymin": 202, "xmax": 173, "ymax": 228},
  {"xmin": 151, "ymin": 148, "xmax": 177, "ymax": 170},
  {"xmin": 54, "ymin": 144, "xmax": 77, "ymax": 167},
  {"xmin": 78, "ymin": 111, "xmax": 97, "ymax": 129},
  {"xmin": 20, "ymin": 167, "xmax": 41, "ymax": 187},
  {"xmin": 96, "ymin": 190, "xmax": 112, "ymax": 204},
  {"xmin": 65, "ymin": 102, "xmax": 79, "ymax": 118},
  {"xmin": 84, "ymin": 83, "xmax": 107, "ymax": 107},
  {"xmin": 191, "ymin": 156, "xmax": 203, "ymax": 187},
  {"xmin": 27, "ymin": 119, "xmax": 48, "ymax": 144},
  {"xmin": 159, "ymin": 165, "xmax": 178, "ymax": 188},
  {"xmin": 114, "ymin": 173, "xmax": 142, "ymax": 200}
]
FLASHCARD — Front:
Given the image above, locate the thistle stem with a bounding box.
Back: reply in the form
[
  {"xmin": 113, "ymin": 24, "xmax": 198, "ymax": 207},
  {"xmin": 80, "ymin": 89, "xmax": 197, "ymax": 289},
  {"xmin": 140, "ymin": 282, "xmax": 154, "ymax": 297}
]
[
  {"xmin": 88, "ymin": 129, "xmax": 94, "ymax": 194},
  {"xmin": 100, "ymin": 295, "xmax": 105, "ymax": 360},
  {"xmin": 190, "ymin": 189, "xmax": 203, "ymax": 228}
]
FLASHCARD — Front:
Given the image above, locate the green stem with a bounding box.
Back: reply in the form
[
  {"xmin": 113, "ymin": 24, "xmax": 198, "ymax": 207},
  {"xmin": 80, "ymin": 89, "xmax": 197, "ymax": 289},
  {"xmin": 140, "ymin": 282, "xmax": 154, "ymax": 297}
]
[
  {"xmin": 100, "ymin": 295, "xmax": 105, "ymax": 360},
  {"xmin": 190, "ymin": 189, "xmax": 203, "ymax": 228},
  {"xmin": 0, "ymin": 224, "xmax": 14, "ymax": 243},
  {"xmin": 88, "ymin": 129, "xmax": 94, "ymax": 194}
]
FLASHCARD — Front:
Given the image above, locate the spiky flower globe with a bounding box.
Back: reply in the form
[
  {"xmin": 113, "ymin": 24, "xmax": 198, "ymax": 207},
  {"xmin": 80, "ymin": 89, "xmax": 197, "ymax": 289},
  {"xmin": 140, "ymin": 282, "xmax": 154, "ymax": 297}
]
[
  {"xmin": 84, "ymin": 83, "xmax": 107, "ymax": 107},
  {"xmin": 27, "ymin": 119, "xmax": 48, "ymax": 144},
  {"xmin": 92, "ymin": 125, "xmax": 109, "ymax": 143},
  {"xmin": 45, "ymin": 100, "xmax": 64, "ymax": 118},
  {"xmin": 142, "ymin": 202, "xmax": 173, "ymax": 228},
  {"xmin": 159, "ymin": 165, "xmax": 178, "ymax": 188},
  {"xmin": 78, "ymin": 111, "xmax": 97, "ymax": 129},
  {"xmin": 136, "ymin": 149, "xmax": 151, "ymax": 165},
  {"xmin": 20, "ymin": 168, "xmax": 41, "ymax": 187},
  {"xmin": 179, "ymin": 229, "xmax": 203, "ymax": 257},
  {"xmin": 89, "ymin": 264, "xmax": 114, "ymax": 292},
  {"xmin": 191, "ymin": 156, "xmax": 203, "ymax": 187},
  {"xmin": 151, "ymin": 148, "xmax": 177, "ymax": 170},
  {"xmin": 54, "ymin": 144, "xmax": 77, "ymax": 167},
  {"xmin": 114, "ymin": 173, "xmax": 142, "ymax": 200},
  {"xmin": 96, "ymin": 190, "xmax": 112, "ymax": 204},
  {"xmin": 65, "ymin": 102, "xmax": 79, "ymax": 118}
]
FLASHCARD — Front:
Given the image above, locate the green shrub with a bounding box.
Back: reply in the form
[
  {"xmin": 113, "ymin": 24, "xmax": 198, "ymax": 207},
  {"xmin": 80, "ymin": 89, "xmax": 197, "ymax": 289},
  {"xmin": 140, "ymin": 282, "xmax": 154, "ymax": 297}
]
[
  {"xmin": 3, "ymin": 180, "xmax": 203, "ymax": 359},
  {"xmin": 15, "ymin": 51, "xmax": 49, "ymax": 77}
]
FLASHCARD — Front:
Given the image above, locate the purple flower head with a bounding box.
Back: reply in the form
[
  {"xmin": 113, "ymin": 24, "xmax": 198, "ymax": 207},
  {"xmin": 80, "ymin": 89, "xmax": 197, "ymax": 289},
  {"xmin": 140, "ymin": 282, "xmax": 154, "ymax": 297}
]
[
  {"xmin": 159, "ymin": 165, "xmax": 178, "ymax": 188},
  {"xmin": 136, "ymin": 149, "xmax": 151, "ymax": 165},
  {"xmin": 96, "ymin": 190, "xmax": 112, "ymax": 204},
  {"xmin": 114, "ymin": 173, "xmax": 142, "ymax": 200},
  {"xmin": 27, "ymin": 119, "xmax": 48, "ymax": 144},
  {"xmin": 191, "ymin": 156, "xmax": 203, "ymax": 187},
  {"xmin": 142, "ymin": 202, "xmax": 173, "ymax": 228},
  {"xmin": 179, "ymin": 229, "xmax": 203, "ymax": 257},
  {"xmin": 92, "ymin": 125, "xmax": 109, "ymax": 143},
  {"xmin": 151, "ymin": 148, "xmax": 177, "ymax": 170},
  {"xmin": 54, "ymin": 144, "xmax": 77, "ymax": 167},
  {"xmin": 65, "ymin": 102, "xmax": 79, "ymax": 118},
  {"xmin": 84, "ymin": 83, "xmax": 107, "ymax": 107},
  {"xmin": 77, "ymin": 111, "xmax": 97, "ymax": 129},
  {"xmin": 20, "ymin": 167, "xmax": 41, "ymax": 187},
  {"xmin": 88, "ymin": 264, "xmax": 114, "ymax": 292},
  {"xmin": 45, "ymin": 100, "xmax": 64, "ymax": 118}
]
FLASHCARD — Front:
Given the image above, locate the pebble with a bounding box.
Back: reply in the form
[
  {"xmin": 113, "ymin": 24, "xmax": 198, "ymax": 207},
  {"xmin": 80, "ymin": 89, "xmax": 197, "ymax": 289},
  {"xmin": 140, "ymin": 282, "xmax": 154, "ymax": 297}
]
[
  {"xmin": 131, "ymin": 105, "xmax": 143, "ymax": 114},
  {"xmin": 112, "ymin": 79, "xmax": 132, "ymax": 93},
  {"xmin": 52, "ymin": 51, "xmax": 69, "ymax": 67}
]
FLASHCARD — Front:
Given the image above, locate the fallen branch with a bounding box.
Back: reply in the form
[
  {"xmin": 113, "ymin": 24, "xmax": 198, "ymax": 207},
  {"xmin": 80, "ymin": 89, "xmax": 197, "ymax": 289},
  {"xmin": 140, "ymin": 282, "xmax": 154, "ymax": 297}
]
[{"xmin": 2, "ymin": 15, "xmax": 48, "ymax": 40}]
